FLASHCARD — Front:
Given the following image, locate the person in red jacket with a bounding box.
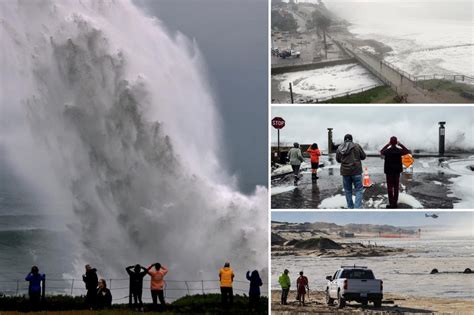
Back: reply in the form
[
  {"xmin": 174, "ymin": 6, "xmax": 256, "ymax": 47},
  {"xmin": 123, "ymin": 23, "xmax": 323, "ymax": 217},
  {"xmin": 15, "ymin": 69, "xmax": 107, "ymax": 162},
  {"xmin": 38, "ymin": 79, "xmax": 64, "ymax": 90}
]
[{"xmin": 306, "ymin": 143, "xmax": 321, "ymax": 182}]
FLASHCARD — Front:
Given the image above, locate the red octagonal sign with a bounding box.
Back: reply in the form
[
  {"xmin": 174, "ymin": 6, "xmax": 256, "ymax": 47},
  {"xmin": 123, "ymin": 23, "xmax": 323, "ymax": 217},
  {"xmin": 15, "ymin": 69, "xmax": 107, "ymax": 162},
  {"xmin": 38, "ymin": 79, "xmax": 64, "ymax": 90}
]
[{"xmin": 272, "ymin": 117, "xmax": 285, "ymax": 129}]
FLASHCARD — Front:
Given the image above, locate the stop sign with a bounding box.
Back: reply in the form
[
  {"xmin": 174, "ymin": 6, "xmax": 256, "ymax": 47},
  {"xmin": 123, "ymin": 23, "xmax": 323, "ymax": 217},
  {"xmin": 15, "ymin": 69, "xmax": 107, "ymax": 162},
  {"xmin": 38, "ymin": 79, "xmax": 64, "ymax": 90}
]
[{"xmin": 272, "ymin": 117, "xmax": 285, "ymax": 129}]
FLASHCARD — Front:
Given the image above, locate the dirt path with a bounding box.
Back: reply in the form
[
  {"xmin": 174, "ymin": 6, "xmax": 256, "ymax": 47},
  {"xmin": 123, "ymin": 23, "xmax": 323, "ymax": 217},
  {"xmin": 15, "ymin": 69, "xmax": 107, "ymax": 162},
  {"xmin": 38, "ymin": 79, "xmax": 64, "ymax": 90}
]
[{"xmin": 271, "ymin": 290, "xmax": 474, "ymax": 314}]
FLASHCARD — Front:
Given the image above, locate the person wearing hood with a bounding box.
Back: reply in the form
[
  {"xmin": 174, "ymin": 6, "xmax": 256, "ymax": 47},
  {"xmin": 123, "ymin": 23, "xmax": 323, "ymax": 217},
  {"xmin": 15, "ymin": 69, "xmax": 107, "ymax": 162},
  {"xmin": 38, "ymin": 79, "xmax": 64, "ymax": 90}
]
[
  {"xmin": 306, "ymin": 143, "xmax": 321, "ymax": 182},
  {"xmin": 288, "ymin": 142, "xmax": 304, "ymax": 185},
  {"xmin": 278, "ymin": 269, "xmax": 290, "ymax": 305},
  {"xmin": 83, "ymin": 264, "xmax": 99, "ymax": 309},
  {"xmin": 219, "ymin": 262, "xmax": 235, "ymax": 307},
  {"xmin": 380, "ymin": 136, "xmax": 410, "ymax": 208},
  {"xmin": 25, "ymin": 266, "xmax": 45, "ymax": 310},
  {"xmin": 336, "ymin": 134, "xmax": 366, "ymax": 208},
  {"xmin": 246, "ymin": 270, "xmax": 263, "ymax": 312}
]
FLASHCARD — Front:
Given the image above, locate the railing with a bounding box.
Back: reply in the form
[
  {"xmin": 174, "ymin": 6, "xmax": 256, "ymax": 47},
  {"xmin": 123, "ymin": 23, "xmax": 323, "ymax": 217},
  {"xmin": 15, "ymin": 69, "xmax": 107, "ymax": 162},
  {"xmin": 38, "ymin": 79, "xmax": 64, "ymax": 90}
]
[
  {"xmin": 0, "ymin": 278, "xmax": 268, "ymax": 303},
  {"xmin": 315, "ymin": 84, "xmax": 381, "ymax": 103},
  {"xmin": 334, "ymin": 38, "xmax": 474, "ymax": 86}
]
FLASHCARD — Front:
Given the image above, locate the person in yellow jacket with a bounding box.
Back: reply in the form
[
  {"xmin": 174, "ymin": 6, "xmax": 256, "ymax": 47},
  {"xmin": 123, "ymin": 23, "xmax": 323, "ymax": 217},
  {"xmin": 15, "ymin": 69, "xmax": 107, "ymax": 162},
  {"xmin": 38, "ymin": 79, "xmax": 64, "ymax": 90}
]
[{"xmin": 219, "ymin": 262, "xmax": 235, "ymax": 307}]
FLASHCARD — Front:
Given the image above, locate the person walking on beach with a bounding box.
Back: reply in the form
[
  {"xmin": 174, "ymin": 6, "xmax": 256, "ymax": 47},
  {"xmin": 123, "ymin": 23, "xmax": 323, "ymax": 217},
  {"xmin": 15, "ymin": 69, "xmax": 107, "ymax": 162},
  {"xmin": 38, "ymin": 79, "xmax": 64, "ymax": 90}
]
[
  {"xmin": 219, "ymin": 262, "xmax": 235, "ymax": 308},
  {"xmin": 96, "ymin": 279, "xmax": 112, "ymax": 309},
  {"xmin": 306, "ymin": 143, "xmax": 321, "ymax": 182},
  {"xmin": 380, "ymin": 136, "xmax": 410, "ymax": 208},
  {"xmin": 147, "ymin": 263, "xmax": 168, "ymax": 311},
  {"xmin": 126, "ymin": 264, "xmax": 148, "ymax": 310},
  {"xmin": 83, "ymin": 264, "xmax": 98, "ymax": 309},
  {"xmin": 246, "ymin": 270, "xmax": 263, "ymax": 312},
  {"xmin": 288, "ymin": 142, "xmax": 304, "ymax": 185},
  {"xmin": 278, "ymin": 269, "xmax": 290, "ymax": 305},
  {"xmin": 25, "ymin": 266, "xmax": 45, "ymax": 310},
  {"xmin": 336, "ymin": 134, "xmax": 366, "ymax": 209},
  {"xmin": 296, "ymin": 271, "xmax": 309, "ymax": 306}
]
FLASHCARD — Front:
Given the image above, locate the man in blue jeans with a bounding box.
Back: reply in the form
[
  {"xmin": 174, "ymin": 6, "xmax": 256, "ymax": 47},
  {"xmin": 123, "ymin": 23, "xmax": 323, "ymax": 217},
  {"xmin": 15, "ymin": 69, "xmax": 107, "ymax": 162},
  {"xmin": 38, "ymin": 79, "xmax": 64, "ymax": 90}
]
[{"xmin": 336, "ymin": 134, "xmax": 367, "ymax": 208}]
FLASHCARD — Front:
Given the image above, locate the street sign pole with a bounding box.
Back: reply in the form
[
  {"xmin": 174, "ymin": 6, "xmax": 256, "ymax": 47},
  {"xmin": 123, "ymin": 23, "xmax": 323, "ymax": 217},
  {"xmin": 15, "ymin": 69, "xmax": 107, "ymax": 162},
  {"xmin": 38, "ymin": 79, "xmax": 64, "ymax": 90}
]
[
  {"xmin": 278, "ymin": 129, "xmax": 280, "ymax": 155},
  {"xmin": 271, "ymin": 117, "xmax": 286, "ymax": 162}
]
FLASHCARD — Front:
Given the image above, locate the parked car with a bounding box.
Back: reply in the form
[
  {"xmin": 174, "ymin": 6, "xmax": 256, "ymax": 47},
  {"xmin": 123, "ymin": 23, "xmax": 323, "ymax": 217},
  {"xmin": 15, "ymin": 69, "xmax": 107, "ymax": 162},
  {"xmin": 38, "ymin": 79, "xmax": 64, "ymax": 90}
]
[
  {"xmin": 279, "ymin": 49, "xmax": 300, "ymax": 59},
  {"xmin": 325, "ymin": 265, "xmax": 383, "ymax": 308}
]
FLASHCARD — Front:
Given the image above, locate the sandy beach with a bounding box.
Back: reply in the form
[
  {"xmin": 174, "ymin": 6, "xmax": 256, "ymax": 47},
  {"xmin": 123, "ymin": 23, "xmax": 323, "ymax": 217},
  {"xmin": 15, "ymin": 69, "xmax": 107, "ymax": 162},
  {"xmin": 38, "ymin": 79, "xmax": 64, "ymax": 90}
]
[{"xmin": 271, "ymin": 290, "xmax": 474, "ymax": 314}]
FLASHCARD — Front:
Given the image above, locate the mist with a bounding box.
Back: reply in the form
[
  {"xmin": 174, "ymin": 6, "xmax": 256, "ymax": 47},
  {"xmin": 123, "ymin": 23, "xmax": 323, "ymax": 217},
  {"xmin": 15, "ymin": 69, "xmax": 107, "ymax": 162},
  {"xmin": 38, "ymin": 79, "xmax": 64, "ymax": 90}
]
[
  {"xmin": 0, "ymin": 0, "xmax": 267, "ymax": 282},
  {"xmin": 271, "ymin": 106, "xmax": 474, "ymax": 152}
]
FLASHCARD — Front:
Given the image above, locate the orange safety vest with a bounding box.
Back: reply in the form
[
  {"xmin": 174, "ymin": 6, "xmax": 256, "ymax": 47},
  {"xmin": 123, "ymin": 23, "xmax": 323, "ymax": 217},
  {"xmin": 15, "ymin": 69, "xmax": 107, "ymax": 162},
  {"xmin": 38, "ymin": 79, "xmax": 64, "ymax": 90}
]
[
  {"xmin": 306, "ymin": 148, "xmax": 321, "ymax": 163},
  {"xmin": 402, "ymin": 154, "xmax": 414, "ymax": 168},
  {"xmin": 219, "ymin": 267, "xmax": 234, "ymax": 287}
]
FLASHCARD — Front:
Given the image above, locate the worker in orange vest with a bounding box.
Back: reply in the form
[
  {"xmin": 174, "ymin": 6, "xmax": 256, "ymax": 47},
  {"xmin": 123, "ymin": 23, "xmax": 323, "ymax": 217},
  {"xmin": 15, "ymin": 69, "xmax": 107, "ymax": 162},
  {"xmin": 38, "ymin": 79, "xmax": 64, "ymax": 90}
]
[
  {"xmin": 219, "ymin": 262, "xmax": 235, "ymax": 307},
  {"xmin": 306, "ymin": 143, "xmax": 321, "ymax": 182}
]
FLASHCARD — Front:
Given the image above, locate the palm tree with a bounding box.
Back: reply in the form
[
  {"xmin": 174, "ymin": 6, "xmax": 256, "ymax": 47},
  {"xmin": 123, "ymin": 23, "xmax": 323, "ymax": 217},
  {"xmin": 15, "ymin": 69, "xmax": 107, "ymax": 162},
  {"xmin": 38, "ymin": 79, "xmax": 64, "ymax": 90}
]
[{"xmin": 311, "ymin": 11, "xmax": 331, "ymax": 58}]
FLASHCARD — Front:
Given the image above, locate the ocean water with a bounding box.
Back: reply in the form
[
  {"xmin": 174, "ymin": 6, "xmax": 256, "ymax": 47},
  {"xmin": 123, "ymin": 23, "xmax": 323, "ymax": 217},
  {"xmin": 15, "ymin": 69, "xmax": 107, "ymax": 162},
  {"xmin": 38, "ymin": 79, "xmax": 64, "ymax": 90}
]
[
  {"xmin": 328, "ymin": 1, "xmax": 474, "ymax": 77},
  {"xmin": 272, "ymin": 232, "xmax": 474, "ymax": 299}
]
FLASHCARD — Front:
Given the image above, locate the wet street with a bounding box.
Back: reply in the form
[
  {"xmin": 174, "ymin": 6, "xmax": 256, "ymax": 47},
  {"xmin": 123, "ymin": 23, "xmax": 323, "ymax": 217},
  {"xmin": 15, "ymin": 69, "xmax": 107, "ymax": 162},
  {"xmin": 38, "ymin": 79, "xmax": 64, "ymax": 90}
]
[{"xmin": 271, "ymin": 155, "xmax": 470, "ymax": 209}]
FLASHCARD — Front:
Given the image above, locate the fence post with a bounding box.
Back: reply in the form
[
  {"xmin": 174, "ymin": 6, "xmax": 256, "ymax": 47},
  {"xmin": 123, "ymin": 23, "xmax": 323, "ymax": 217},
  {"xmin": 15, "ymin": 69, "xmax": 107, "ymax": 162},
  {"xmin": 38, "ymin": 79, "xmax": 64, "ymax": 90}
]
[
  {"xmin": 201, "ymin": 280, "xmax": 204, "ymax": 294},
  {"xmin": 71, "ymin": 279, "xmax": 74, "ymax": 295},
  {"xmin": 109, "ymin": 279, "xmax": 112, "ymax": 291},
  {"xmin": 185, "ymin": 281, "xmax": 190, "ymax": 295},
  {"xmin": 16, "ymin": 279, "xmax": 19, "ymax": 296}
]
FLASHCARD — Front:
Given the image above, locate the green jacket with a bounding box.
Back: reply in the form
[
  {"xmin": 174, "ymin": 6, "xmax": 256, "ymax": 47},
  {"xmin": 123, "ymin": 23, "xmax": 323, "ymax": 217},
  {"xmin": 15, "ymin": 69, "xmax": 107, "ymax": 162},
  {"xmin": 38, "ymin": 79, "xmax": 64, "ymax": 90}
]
[{"xmin": 278, "ymin": 273, "xmax": 291, "ymax": 289}]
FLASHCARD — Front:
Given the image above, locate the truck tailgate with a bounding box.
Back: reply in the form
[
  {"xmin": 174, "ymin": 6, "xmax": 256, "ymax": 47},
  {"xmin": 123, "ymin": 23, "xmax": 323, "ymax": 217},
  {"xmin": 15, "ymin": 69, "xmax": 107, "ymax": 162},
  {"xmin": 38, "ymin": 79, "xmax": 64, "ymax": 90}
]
[{"xmin": 346, "ymin": 279, "xmax": 382, "ymax": 294}]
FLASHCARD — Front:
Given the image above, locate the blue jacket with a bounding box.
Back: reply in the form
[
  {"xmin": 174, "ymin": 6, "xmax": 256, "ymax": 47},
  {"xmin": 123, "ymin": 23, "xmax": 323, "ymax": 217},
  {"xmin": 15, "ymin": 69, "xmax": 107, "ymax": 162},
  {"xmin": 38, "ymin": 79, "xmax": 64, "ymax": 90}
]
[{"xmin": 25, "ymin": 273, "xmax": 45, "ymax": 293}]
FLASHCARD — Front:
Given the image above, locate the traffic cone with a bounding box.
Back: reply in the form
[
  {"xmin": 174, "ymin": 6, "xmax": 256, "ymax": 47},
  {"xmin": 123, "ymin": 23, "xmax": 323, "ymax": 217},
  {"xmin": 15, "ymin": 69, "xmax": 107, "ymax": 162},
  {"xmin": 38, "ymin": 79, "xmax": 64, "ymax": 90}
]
[{"xmin": 363, "ymin": 167, "xmax": 373, "ymax": 188}]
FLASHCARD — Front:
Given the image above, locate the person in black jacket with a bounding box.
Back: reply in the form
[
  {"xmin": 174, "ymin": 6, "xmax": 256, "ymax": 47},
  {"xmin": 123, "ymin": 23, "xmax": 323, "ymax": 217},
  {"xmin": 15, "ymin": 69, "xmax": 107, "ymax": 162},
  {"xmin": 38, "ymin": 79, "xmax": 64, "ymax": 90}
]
[
  {"xmin": 96, "ymin": 279, "xmax": 112, "ymax": 309},
  {"xmin": 246, "ymin": 270, "xmax": 263, "ymax": 312},
  {"xmin": 83, "ymin": 264, "xmax": 99, "ymax": 309},
  {"xmin": 380, "ymin": 136, "xmax": 410, "ymax": 208},
  {"xmin": 126, "ymin": 264, "xmax": 148, "ymax": 310}
]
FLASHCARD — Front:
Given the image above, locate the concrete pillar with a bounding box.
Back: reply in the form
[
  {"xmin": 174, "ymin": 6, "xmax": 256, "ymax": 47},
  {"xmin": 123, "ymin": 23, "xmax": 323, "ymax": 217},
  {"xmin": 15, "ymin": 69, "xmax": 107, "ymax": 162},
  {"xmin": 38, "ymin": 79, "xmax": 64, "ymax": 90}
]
[
  {"xmin": 327, "ymin": 128, "xmax": 333, "ymax": 154},
  {"xmin": 439, "ymin": 122, "xmax": 446, "ymax": 157}
]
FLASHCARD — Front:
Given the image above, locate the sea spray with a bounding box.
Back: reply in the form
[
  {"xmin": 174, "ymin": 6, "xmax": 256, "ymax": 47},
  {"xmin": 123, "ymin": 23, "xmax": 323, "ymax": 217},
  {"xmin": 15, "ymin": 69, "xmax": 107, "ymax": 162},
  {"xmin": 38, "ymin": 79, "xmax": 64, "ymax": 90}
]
[{"xmin": 0, "ymin": 0, "xmax": 267, "ymax": 283}]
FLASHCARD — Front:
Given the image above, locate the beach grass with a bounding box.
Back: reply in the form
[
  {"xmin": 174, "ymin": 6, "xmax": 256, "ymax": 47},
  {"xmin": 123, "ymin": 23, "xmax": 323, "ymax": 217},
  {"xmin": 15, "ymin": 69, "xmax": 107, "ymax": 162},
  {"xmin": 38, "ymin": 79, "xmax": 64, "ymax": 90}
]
[
  {"xmin": 417, "ymin": 79, "xmax": 474, "ymax": 94},
  {"xmin": 0, "ymin": 294, "xmax": 268, "ymax": 314}
]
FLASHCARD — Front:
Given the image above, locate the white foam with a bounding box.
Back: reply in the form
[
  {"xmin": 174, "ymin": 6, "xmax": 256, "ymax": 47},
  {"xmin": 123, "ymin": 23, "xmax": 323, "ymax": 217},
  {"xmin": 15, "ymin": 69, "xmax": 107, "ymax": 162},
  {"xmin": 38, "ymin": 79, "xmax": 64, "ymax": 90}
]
[
  {"xmin": 271, "ymin": 186, "xmax": 297, "ymax": 196},
  {"xmin": 274, "ymin": 63, "xmax": 382, "ymax": 100}
]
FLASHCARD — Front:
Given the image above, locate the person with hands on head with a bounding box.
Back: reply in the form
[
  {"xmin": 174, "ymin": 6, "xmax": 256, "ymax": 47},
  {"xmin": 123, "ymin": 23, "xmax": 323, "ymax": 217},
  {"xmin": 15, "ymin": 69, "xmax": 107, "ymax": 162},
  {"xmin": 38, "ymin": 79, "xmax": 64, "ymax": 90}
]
[
  {"xmin": 380, "ymin": 136, "xmax": 410, "ymax": 208},
  {"xmin": 147, "ymin": 262, "xmax": 168, "ymax": 311},
  {"xmin": 126, "ymin": 264, "xmax": 148, "ymax": 310}
]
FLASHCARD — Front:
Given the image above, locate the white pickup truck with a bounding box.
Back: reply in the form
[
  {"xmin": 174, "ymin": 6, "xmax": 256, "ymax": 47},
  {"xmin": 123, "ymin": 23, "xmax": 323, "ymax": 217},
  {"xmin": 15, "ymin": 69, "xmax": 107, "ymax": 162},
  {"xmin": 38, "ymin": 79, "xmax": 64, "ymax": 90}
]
[{"xmin": 325, "ymin": 266, "xmax": 383, "ymax": 308}]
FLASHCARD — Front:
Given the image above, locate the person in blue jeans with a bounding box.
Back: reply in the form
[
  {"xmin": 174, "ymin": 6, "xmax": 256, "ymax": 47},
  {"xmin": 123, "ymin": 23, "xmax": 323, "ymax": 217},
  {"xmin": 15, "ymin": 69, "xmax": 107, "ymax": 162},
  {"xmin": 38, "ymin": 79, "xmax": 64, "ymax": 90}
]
[
  {"xmin": 25, "ymin": 266, "xmax": 45, "ymax": 310},
  {"xmin": 336, "ymin": 134, "xmax": 366, "ymax": 208}
]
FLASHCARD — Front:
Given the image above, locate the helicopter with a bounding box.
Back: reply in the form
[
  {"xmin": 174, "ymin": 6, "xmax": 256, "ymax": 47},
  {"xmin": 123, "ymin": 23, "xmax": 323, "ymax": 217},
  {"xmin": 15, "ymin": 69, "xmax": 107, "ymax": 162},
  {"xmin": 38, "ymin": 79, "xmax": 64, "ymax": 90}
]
[{"xmin": 425, "ymin": 213, "xmax": 439, "ymax": 219}]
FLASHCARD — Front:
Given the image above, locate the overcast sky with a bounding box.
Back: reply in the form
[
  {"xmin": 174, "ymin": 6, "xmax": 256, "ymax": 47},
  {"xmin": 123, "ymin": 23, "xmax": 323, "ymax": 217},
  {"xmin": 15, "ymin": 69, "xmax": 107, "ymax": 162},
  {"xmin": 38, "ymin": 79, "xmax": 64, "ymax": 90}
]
[
  {"xmin": 272, "ymin": 211, "xmax": 474, "ymax": 228},
  {"xmin": 134, "ymin": 0, "xmax": 268, "ymax": 194},
  {"xmin": 271, "ymin": 106, "xmax": 474, "ymax": 152}
]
